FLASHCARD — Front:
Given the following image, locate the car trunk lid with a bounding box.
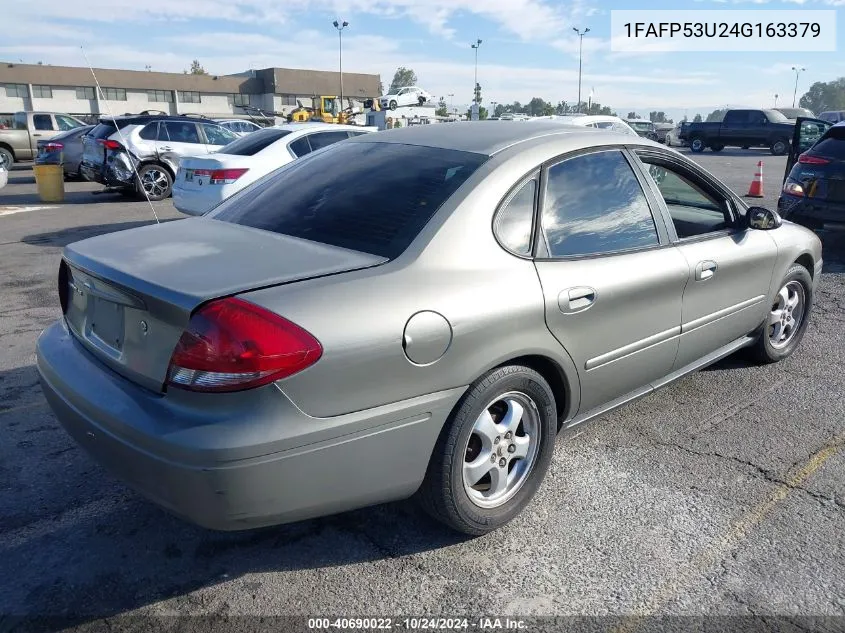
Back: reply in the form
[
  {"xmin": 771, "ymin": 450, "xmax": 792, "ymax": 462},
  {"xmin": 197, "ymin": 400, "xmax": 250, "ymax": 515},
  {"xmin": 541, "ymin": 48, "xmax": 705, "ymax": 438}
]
[
  {"xmin": 60, "ymin": 218, "xmax": 387, "ymax": 392},
  {"xmin": 177, "ymin": 154, "xmax": 256, "ymax": 191}
]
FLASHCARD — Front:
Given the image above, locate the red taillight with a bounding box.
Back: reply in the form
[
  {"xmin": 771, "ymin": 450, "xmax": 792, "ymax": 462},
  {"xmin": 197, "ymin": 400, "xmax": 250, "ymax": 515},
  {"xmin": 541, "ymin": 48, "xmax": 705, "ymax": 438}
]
[
  {"xmin": 43, "ymin": 142, "xmax": 64, "ymax": 151},
  {"xmin": 166, "ymin": 297, "xmax": 322, "ymax": 393},
  {"xmin": 191, "ymin": 168, "xmax": 248, "ymax": 184},
  {"xmin": 798, "ymin": 153, "xmax": 830, "ymax": 165},
  {"xmin": 98, "ymin": 139, "xmax": 122, "ymax": 150}
]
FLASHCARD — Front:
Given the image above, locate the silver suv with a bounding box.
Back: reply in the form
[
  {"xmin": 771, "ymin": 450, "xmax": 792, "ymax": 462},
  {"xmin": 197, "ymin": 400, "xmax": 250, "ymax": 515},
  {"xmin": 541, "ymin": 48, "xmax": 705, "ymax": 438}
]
[{"xmin": 80, "ymin": 114, "xmax": 238, "ymax": 200}]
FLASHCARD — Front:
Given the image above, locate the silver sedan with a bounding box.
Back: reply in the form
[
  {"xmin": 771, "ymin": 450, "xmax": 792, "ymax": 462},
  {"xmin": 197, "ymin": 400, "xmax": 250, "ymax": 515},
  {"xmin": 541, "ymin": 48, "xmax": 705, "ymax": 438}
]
[{"xmin": 36, "ymin": 122, "xmax": 822, "ymax": 535}]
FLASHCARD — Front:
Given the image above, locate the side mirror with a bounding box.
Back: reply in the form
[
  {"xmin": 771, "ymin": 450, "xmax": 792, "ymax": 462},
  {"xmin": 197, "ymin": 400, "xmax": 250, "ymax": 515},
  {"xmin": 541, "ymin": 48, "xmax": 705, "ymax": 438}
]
[{"xmin": 747, "ymin": 206, "xmax": 782, "ymax": 230}]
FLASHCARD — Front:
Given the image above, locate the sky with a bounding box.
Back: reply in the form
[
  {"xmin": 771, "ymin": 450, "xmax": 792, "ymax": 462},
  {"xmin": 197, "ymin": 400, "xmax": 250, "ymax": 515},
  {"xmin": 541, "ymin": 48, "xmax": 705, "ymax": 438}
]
[{"xmin": 3, "ymin": 0, "xmax": 845, "ymax": 122}]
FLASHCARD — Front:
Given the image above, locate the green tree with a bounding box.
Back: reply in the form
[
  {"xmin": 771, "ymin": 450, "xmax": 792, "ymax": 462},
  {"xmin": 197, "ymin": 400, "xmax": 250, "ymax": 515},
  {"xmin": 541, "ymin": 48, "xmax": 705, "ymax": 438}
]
[
  {"xmin": 494, "ymin": 103, "xmax": 507, "ymax": 117},
  {"xmin": 388, "ymin": 67, "xmax": 417, "ymax": 93},
  {"xmin": 706, "ymin": 109, "xmax": 727, "ymax": 122},
  {"xmin": 693, "ymin": 113, "xmax": 703, "ymax": 122},
  {"xmin": 649, "ymin": 111, "xmax": 670, "ymax": 123},
  {"xmin": 466, "ymin": 106, "xmax": 489, "ymax": 120},
  {"xmin": 473, "ymin": 83, "xmax": 482, "ymax": 104},
  {"xmin": 186, "ymin": 59, "xmax": 207, "ymax": 75},
  {"xmin": 799, "ymin": 77, "xmax": 845, "ymax": 114},
  {"xmin": 435, "ymin": 96, "xmax": 448, "ymax": 117},
  {"xmin": 527, "ymin": 97, "xmax": 548, "ymax": 117},
  {"xmin": 626, "ymin": 111, "xmax": 639, "ymax": 119}
]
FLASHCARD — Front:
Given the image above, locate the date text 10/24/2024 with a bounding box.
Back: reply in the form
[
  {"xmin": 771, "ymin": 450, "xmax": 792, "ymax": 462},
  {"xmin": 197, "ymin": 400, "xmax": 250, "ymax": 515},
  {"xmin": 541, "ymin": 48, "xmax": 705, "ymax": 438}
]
[{"xmin": 308, "ymin": 618, "xmax": 527, "ymax": 630}]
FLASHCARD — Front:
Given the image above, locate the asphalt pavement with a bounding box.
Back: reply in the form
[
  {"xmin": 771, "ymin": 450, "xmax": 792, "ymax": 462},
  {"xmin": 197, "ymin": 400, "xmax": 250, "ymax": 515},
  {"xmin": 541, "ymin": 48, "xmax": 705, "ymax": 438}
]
[{"xmin": 0, "ymin": 149, "xmax": 843, "ymax": 631}]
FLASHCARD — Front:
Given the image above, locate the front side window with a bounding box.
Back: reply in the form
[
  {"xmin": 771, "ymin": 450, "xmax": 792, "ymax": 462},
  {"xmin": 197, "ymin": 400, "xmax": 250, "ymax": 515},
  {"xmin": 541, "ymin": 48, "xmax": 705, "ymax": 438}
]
[
  {"xmin": 542, "ymin": 150, "xmax": 658, "ymax": 258},
  {"xmin": 494, "ymin": 178, "xmax": 536, "ymax": 256},
  {"xmin": 55, "ymin": 115, "xmax": 82, "ymax": 131},
  {"xmin": 207, "ymin": 142, "xmax": 488, "ymax": 259},
  {"xmin": 288, "ymin": 136, "xmax": 311, "ymax": 157},
  {"xmin": 163, "ymin": 121, "xmax": 200, "ymax": 144},
  {"xmin": 638, "ymin": 155, "xmax": 732, "ymax": 239}
]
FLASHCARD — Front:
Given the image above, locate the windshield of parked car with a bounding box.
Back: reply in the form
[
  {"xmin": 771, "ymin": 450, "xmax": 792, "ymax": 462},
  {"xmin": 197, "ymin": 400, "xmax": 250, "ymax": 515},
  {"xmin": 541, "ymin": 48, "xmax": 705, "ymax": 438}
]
[
  {"xmin": 764, "ymin": 109, "xmax": 790, "ymax": 122},
  {"xmin": 208, "ymin": 141, "xmax": 488, "ymax": 259},
  {"xmin": 218, "ymin": 128, "xmax": 292, "ymax": 156}
]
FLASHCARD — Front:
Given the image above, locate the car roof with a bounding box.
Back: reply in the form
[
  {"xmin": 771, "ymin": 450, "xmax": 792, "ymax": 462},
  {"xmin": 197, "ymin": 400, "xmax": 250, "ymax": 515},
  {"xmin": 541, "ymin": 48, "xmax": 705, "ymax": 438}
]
[
  {"xmin": 98, "ymin": 114, "xmax": 219, "ymax": 126},
  {"xmin": 350, "ymin": 120, "xmax": 649, "ymax": 156}
]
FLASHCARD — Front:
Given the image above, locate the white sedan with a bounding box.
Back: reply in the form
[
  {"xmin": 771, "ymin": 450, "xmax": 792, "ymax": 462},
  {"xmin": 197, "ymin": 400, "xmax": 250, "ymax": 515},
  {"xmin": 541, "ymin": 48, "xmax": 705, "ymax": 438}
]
[
  {"xmin": 527, "ymin": 114, "xmax": 639, "ymax": 136},
  {"xmin": 173, "ymin": 123, "xmax": 376, "ymax": 216}
]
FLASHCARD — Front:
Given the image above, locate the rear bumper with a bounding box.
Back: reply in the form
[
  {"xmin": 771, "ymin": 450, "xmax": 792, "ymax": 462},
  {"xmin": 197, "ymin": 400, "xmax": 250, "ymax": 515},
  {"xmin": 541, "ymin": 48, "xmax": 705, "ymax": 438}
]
[
  {"xmin": 80, "ymin": 154, "xmax": 135, "ymax": 188},
  {"xmin": 778, "ymin": 194, "xmax": 845, "ymax": 231},
  {"xmin": 171, "ymin": 181, "xmax": 224, "ymax": 216},
  {"xmin": 36, "ymin": 320, "xmax": 462, "ymax": 530}
]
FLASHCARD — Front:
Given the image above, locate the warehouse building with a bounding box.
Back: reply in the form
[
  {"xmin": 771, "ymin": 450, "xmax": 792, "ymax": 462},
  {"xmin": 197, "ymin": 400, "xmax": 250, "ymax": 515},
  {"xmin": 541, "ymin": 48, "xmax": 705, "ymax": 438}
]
[{"xmin": 0, "ymin": 62, "xmax": 381, "ymax": 121}]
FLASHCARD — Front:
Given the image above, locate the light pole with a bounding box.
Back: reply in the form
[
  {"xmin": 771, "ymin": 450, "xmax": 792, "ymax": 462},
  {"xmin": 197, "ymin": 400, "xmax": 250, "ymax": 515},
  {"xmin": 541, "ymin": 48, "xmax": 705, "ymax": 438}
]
[
  {"xmin": 471, "ymin": 39, "xmax": 482, "ymax": 103},
  {"xmin": 791, "ymin": 66, "xmax": 805, "ymax": 107},
  {"xmin": 774, "ymin": 93, "xmax": 779, "ymax": 107},
  {"xmin": 573, "ymin": 27, "xmax": 590, "ymax": 113},
  {"xmin": 333, "ymin": 20, "xmax": 349, "ymax": 105}
]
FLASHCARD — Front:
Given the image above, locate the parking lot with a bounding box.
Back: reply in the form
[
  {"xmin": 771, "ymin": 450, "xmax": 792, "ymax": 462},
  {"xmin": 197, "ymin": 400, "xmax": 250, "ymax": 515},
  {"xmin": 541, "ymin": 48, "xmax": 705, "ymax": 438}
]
[{"xmin": 1, "ymin": 148, "xmax": 844, "ymax": 627}]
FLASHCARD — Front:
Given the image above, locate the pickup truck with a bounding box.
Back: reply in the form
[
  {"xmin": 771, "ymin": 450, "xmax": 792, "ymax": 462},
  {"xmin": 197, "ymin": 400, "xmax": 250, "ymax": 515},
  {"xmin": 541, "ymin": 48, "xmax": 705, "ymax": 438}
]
[
  {"xmin": 0, "ymin": 111, "xmax": 87, "ymax": 169},
  {"xmin": 679, "ymin": 109, "xmax": 795, "ymax": 155}
]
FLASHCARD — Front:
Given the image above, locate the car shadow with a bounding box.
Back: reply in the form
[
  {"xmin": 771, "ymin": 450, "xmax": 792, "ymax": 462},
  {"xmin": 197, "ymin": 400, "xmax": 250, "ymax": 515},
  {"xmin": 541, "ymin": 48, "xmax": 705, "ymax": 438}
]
[
  {"xmin": 0, "ymin": 364, "xmax": 468, "ymax": 625},
  {"xmin": 0, "ymin": 191, "xmax": 128, "ymax": 206},
  {"xmin": 7, "ymin": 174, "xmax": 36, "ymax": 185},
  {"xmin": 21, "ymin": 219, "xmax": 179, "ymax": 248}
]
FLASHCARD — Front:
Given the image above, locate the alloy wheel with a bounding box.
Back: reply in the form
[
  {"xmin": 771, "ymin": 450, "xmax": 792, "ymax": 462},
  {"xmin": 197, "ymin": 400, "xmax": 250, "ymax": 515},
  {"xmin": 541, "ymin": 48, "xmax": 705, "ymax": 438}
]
[
  {"xmin": 141, "ymin": 168, "xmax": 169, "ymax": 198},
  {"xmin": 463, "ymin": 392, "xmax": 541, "ymax": 509},
  {"xmin": 768, "ymin": 280, "xmax": 806, "ymax": 349}
]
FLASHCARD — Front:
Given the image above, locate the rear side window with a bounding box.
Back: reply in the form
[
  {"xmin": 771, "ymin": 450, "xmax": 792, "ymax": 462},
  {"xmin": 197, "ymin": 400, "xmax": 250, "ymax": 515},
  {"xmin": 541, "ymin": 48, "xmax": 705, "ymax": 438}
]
[
  {"xmin": 289, "ymin": 136, "xmax": 311, "ymax": 157},
  {"xmin": 220, "ymin": 128, "xmax": 292, "ymax": 156},
  {"xmin": 494, "ymin": 178, "xmax": 537, "ymax": 256},
  {"xmin": 208, "ymin": 142, "xmax": 488, "ymax": 259},
  {"xmin": 202, "ymin": 123, "xmax": 238, "ymax": 146},
  {"xmin": 812, "ymin": 127, "xmax": 845, "ymax": 159},
  {"xmin": 163, "ymin": 121, "xmax": 200, "ymax": 144},
  {"xmin": 307, "ymin": 131, "xmax": 351, "ymax": 151},
  {"xmin": 138, "ymin": 123, "xmax": 160, "ymax": 140},
  {"xmin": 542, "ymin": 150, "xmax": 658, "ymax": 257}
]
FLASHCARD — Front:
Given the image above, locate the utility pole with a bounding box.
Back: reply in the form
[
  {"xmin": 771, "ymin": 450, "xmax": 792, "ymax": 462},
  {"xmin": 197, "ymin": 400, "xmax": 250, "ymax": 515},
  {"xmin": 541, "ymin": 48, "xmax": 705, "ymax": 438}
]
[
  {"xmin": 573, "ymin": 27, "xmax": 590, "ymax": 113},
  {"xmin": 774, "ymin": 93, "xmax": 779, "ymax": 107},
  {"xmin": 471, "ymin": 39, "xmax": 482, "ymax": 103},
  {"xmin": 333, "ymin": 20, "xmax": 349, "ymax": 105},
  {"xmin": 791, "ymin": 66, "xmax": 805, "ymax": 107}
]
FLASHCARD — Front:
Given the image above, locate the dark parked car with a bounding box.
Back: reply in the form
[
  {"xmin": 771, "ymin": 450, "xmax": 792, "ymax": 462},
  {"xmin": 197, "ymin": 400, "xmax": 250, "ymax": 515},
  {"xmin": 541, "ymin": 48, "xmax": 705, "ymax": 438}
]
[
  {"xmin": 36, "ymin": 125, "xmax": 94, "ymax": 179},
  {"xmin": 779, "ymin": 120, "xmax": 843, "ymax": 231},
  {"xmin": 681, "ymin": 109, "xmax": 795, "ymax": 155}
]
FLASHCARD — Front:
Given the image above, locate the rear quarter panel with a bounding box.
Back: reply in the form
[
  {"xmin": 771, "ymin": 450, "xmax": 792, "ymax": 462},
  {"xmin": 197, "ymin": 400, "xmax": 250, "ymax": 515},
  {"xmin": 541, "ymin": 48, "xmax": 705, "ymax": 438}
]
[
  {"xmin": 240, "ymin": 145, "xmax": 586, "ymax": 419},
  {"xmin": 0, "ymin": 129, "xmax": 32, "ymax": 159}
]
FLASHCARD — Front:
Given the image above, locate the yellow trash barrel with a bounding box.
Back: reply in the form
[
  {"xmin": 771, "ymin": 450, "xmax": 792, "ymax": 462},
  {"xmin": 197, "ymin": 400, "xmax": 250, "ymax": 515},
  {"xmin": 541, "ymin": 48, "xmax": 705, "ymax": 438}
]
[{"xmin": 33, "ymin": 164, "xmax": 65, "ymax": 203}]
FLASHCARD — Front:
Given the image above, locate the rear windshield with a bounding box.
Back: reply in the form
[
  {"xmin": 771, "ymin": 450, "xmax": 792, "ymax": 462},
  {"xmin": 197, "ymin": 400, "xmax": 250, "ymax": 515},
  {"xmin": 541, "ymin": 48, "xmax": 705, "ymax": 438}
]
[
  {"xmin": 811, "ymin": 127, "xmax": 845, "ymax": 159},
  {"xmin": 207, "ymin": 141, "xmax": 488, "ymax": 259},
  {"xmin": 218, "ymin": 128, "xmax": 292, "ymax": 156},
  {"xmin": 89, "ymin": 122, "xmax": 119, "ymax": 139}
]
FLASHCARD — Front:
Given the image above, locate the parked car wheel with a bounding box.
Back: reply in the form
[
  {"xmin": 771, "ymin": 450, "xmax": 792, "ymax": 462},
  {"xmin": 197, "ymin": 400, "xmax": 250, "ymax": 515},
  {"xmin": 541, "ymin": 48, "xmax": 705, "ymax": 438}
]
[
  {"xmin": 771, "ymin": 139, "xmax": 789, "ymax": 156},
  {"xmin": 418, "ymin": 96, "xmax": 426, "ymax": 106},
  {"xmin": 135, "ymin": 164, "xmax": 173, "ymax": 201},
  {"xmin": 710, "ymin": 144, "xmax": 725, "ymax": 152},
  {"xmin": 747, "ymin": 263, "xmax": 813, "ymax": 364},
  {"xmin": 418, "ymin": 365, "xmax": 556, "ymax": 536},
  {"xmin": 690, "ymin": 137, "xmax": 706, "ymax": 153},
  {"xmin": 0, "ymin": 146, "xmax": 13, "ymax": 170},
  {"xmin": 389, "ymin": 100, "xmax": 398, "ymax": 110}
]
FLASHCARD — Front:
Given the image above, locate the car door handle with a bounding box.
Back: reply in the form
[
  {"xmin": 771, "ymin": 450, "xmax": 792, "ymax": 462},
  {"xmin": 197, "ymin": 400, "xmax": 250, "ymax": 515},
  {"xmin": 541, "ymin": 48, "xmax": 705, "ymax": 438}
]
[
  {"xmin": 558, "ymin": 286, "xmax": 597, "ymax": 314},
  {"xmin": 695, "ymin": 260, "xmax": 717, "ymax": 281},
  {"xmin": 159, "ymin": 145, "xmax": 172, "ymax": 151},
  {"xmin": 32, "ymin": 133, "xmax": 43, "ymax": 137}
]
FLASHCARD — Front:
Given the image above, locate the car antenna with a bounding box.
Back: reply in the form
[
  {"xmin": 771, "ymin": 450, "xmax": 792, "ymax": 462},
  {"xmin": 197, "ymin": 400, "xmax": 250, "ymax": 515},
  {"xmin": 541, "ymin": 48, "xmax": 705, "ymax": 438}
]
[{"xmin": 80, "ymin": 46, "xmax": 160, "ymax": 224}]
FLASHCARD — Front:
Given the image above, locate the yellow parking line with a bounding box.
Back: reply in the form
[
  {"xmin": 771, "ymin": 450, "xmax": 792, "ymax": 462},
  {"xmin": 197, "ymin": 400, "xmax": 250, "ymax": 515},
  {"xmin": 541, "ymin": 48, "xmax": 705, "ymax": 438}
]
[
  {"xmin": 616, "ymin": 432, "xmax": 845, "ymax": 633},
  {"xmin": 0, "ymin": 401, "xmax": 48, "ymax": 416}
]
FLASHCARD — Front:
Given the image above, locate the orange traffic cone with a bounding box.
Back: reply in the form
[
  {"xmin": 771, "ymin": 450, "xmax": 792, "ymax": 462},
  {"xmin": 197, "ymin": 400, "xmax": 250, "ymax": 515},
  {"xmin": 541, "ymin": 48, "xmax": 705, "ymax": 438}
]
[{"xmin": 746, "ymin": 160, "xmax": 764, "ymax": 198}]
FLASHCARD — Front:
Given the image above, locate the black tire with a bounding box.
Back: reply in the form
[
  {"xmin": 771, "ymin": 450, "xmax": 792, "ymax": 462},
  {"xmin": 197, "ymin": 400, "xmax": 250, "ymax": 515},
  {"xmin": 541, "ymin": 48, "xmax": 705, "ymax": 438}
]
[
  {"xmin": 389, "ymin": 100, "xmax": 398, "ymax": 111},
  {"xmin": 134, "ymin": 163, "xmax": 172, "ymax": 201},
  {"xmin": 417, "ymin": 365, "xmax": 556, "ymax": 536},
  {"xmin": 746, "ymin": 263, "xmax": 813, "ymax": 364},
  {"xmin": 710, "ymin": 144, "xmax": 725, "ymax": 152},
  {"xmin": 690, "ymin": 137, "xmax": 706, "ymax": 153},
  {"xmin": 0, "ymin": 145, "xmax": 13, "ymax": 170},
  {"xmin": 771, "ymin": 138, "xmax": 789, "ymax": 156}
]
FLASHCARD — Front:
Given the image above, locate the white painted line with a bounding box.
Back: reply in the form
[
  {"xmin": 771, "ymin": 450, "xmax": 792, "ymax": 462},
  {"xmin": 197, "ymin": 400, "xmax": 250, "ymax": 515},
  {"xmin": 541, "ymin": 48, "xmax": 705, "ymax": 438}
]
[{"xmin": 0, "ymin": 205, "xmax": 58, "ymax": 217}]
